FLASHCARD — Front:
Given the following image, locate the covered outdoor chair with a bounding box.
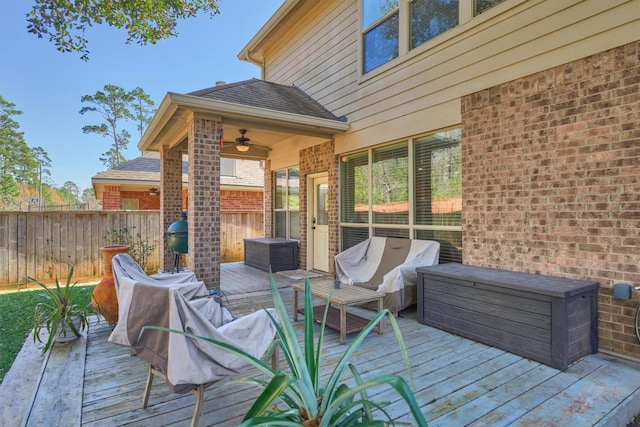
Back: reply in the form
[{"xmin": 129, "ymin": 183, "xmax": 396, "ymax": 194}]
[
  {"xmin": 335, "ymin": 237, "xmax": 440, "ymax": 313},
  {"xmin": 108, "ymin": 254, "xmax": 278, "ymax": 427}
]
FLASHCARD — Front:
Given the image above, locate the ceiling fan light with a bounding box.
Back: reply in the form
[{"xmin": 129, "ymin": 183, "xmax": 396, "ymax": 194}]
[{"xmin": 236, "ymin": 144, "xmax": 250, "ymax": 152}]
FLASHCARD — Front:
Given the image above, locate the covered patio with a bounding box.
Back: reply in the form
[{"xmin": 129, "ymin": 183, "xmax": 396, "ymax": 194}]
[
  {"xmin": 2, "ymin": 263, "xmax": 639, "ymax": 426},
  {"xmin": 139, "ymin": 78, "xmax": 349, "ymax": 289}
]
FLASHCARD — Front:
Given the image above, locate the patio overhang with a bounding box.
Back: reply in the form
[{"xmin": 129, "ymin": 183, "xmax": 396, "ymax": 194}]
[{"xmin": 138, "ymin": 91, "xmax": 349, "ymax": 160}]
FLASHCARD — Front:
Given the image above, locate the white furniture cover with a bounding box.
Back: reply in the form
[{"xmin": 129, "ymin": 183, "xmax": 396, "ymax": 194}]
[
  {"xmin": 108, "ymin": 254, "xmax": 278, "ymax": 393},
  {"xmin": 334, "ymin": 237, "xmax": 440, "ymax": 311}
]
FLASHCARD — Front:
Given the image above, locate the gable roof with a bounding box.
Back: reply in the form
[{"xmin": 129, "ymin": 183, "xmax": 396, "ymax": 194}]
[
  {"xmin": 138, "ymin": 79, "xmax": 348, "ymax": 153},
  {"xmin": 189, "ymin": 79, "xmax": 343, "ymax": 122},
  {"xmin": 92, "ymin": 152, "xmax": 264, "ymax": 189}
]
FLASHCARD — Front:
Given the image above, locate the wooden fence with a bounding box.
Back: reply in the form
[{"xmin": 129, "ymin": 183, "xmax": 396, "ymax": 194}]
[{"xmin": 0, "ymin": 210, "xmax": 263, "ymax": 285}]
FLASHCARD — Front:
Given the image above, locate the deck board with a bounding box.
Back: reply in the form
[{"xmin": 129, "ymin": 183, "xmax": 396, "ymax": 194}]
[{"xmin": 2, "ymin": 263, "xmax": 639, "ymax": 427}]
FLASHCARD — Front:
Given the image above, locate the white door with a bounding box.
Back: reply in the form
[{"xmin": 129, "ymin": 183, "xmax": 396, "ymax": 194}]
[{"xmin": 312, "ymin": 176, "xmax": 329, "ymax": 272}]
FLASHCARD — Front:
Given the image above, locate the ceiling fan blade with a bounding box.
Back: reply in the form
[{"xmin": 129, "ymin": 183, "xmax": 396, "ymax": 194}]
[{"xmin": 250, "ymin": 143, "xmax": 271, "ymax": 151}]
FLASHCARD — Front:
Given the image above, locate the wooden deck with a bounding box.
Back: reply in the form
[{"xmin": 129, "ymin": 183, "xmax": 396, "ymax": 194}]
[{"xmin": 2, "ymin": 263, "xmax": 640, "ymax": 426}]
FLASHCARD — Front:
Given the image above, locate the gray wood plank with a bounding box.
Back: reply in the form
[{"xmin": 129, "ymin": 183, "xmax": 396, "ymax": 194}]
[
  {"xmin": 0, "ymin": 330, "xmax": 48, "ymax": 427},
  {"xmin": 3, "ymin": 264, "xmax": 639, "ymax": 427},
  {"xmin": 26, "ymin": 332, "xmax": 87, "ymax": 427},
  {"xmin": 513, "ymin": 354, "xmax": 640, "ymax": 426}
]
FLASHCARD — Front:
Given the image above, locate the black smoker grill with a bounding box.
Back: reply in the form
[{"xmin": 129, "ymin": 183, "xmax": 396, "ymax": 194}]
[{"xmin": 166, "ymin": 212, "xmax": 188, "ymax": 272}]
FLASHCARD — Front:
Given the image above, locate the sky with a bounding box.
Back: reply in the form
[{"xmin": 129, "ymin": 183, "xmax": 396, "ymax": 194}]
[{"xmin": 0, "ymin": 0, "xmax": 284, "ymax": 192}]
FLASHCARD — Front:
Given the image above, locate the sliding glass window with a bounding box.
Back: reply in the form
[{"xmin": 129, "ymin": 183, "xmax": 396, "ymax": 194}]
[
  {"xmin": 274, "ymin": 167, "xmax": 299, "ymax": 240},
  {"xmin": 339, "ymin": 129, "xmax": 462, "ymax": 263}
]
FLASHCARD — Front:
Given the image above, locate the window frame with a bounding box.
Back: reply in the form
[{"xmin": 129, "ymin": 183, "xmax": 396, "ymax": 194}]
[
  {"xmin": 339, "ymin": 128, "xmax": 462, "ymax": 263},
  {"xmin": 220, "ymin": 158, "xmax": 236, "ymax": 177},
  {"xmin": 359, "ymin": 0, "xmax": 516, "ymax": 78},
  {"xmin": 273, "ymin": 166, "xmax": 300, "ymax": 240}
]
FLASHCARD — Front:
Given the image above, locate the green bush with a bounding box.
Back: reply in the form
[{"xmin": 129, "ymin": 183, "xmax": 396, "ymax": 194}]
[{"xmin": 104, "ymin": 225, "xmax": 156, "ymax": 271}]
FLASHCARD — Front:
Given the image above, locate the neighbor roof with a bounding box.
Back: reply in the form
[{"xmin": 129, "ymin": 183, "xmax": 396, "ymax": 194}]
[
  {"xmin": 92, "ymin": 152, "xmax": 264, "ymax": 188},
  {"xmin": 188, "ymin": 79, "xmax": 344, "ymax": 122}
]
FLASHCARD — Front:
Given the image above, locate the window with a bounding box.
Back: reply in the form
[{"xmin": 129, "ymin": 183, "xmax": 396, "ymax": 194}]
[
  {"xmin": 121, "ymin": 198, "xmax": 139, "ymax": 210},
  {"xmin": 371, "ymin": 142, "xmax": 408, "ymax": 225},
  {"xmin": 221, "ymin": 158, "xmax": 235, "ymax": 176},
  {"xmin": 411, "ymin": 0, "xmax": 459, "ymax": 49},
  {"xmin": 340, "ymin": 152, "xmax": 369, "ymax": 224},
  {"xmin": 474, "ymin": 0, "xmax": 506, "ymax": 16},
  {"xmin": 414, "ymin": 130, "xmax": 461, "ymax": 227},
  {"xmin": 339, "ymin": 129, "xmax": 462, "ymax": 263},
  {"xmin": 362, "ymin": 0, "xmax": 399, "ymax": 73},
  {"xmin": 274, "ymin": 167, "xmax": 299, "ymax": 240},
  {"xmin": 363, "ymin": 0, "xmax": 509, "ymax": 73}
]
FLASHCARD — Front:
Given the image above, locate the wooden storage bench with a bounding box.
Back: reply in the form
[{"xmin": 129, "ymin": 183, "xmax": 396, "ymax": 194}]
[
  {"xmin": 244, "ymin": 238, "xmax": 298, "ymax": 272},
  {"xmin": 416, "ymin": 263, "xmax": 599, "ymax": 371}
]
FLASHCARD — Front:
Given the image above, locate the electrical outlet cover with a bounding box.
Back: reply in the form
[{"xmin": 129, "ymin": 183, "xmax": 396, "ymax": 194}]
[{"xmin": 613, "ymin": 283, "xmax": 632, "ymax": 300}]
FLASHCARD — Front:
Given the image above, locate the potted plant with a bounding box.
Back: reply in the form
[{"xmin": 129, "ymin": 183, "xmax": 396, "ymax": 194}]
[
  {"xmin": 25, "ymin": 265, "xmax": 95, "ymax": 354},
  {"xmin": 147, "ymin": 273, "xmax": 428, "ymax": 426}
]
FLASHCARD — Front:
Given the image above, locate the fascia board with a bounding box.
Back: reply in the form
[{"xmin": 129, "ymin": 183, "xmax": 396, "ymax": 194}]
[
  {"xmin": 138, "ymin": 93, "xmax": 179, "ymax": 151},
  {"xmin": 238, "ymin": 0, "xmax": 301, "ymax": 62}
]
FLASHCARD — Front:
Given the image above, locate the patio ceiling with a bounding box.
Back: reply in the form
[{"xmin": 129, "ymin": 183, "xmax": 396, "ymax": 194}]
[{"xmin": 138, "ymin": 89, "xmax": 349, "ymax": 160}]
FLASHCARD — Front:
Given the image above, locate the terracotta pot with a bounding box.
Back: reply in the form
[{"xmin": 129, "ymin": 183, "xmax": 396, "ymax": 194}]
[{"xmin": 92, "ymin": 245, "xmax": 130, "ymax": 324}]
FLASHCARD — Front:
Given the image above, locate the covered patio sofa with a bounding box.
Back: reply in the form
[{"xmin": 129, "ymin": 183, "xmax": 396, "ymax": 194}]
[{"xmin": 334, "ymin": 237, "xmax": 440, "ymax": 313}]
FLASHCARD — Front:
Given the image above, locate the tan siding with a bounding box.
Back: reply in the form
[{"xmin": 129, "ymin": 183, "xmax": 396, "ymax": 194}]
[{"xmin": 261, "ymin": 0, "xmax": 639, "ymax": 152}]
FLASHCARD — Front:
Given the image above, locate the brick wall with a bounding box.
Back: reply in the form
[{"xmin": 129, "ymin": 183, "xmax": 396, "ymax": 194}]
[
  {"xmin": 107, "ymin": 188, "xmax": 260, "ymax": 212},
  {"xmin": 120, "ymin": 191, "xmax": 160, "ymax": 210},
  {"xmin": 221, "ymin": 190, "xmax": 263, "ymax": 211},
  {"xmin": 102, "ymin": 186, "xmax": 121, "ymax": 210},
  {"xmin": 299, "ymin": 140, "xmax": 337, "ymax": 273},
  {"xmin": 461, "ymin": 41, "xmax": 640, "ymax": 358}
]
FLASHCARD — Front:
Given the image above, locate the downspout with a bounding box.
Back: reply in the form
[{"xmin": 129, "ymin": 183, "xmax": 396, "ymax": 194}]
[{"xmin": 243, "ymin": 50, "xmax": 266, "ymax": 80}]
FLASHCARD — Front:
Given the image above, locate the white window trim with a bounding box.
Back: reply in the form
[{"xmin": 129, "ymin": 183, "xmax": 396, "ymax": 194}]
[{"xmin": 359, "ymin": 0, "xmax": 525, "ymax": 83}]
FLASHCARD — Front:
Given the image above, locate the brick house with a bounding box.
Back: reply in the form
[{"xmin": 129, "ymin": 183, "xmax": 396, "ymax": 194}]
[
  {"xmin": 91, "ymin": 151, "xmax": 264, "ymax": 212},
  {"xmin": 138, "ymin": 0, "xmax": 639, "ymax": 359}
]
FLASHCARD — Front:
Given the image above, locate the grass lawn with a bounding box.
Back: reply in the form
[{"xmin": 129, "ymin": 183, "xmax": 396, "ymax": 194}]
[{"xmin": 0, "ymin": 284, "xmax": 95, "ymax": 384}]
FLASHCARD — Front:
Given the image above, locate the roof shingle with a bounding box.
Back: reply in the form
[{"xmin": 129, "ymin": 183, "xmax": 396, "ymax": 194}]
[{"xmin": 188, "ymin": 79, "xmax": 343, "ymax": 121}]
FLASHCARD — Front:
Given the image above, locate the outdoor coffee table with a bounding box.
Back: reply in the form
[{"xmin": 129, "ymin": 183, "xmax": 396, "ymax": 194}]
[{"xmin": 292, "ymin": 281, "xmax": 384, "ymax": 344}]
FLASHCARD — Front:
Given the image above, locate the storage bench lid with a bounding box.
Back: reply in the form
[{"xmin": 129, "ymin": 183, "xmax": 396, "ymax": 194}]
[{"xmin": 417, "ymin": 263, "xmax": 599, "ymax": 298}]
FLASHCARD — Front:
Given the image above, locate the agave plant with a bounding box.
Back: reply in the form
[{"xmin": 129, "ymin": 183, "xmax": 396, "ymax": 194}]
[
  {"xmin": 147, "ymin": 273, "xmax": 428, "ymax": 426},
  {"xmin": 25, "ymin": 265, "xmax": 95, "ymax": 354}
]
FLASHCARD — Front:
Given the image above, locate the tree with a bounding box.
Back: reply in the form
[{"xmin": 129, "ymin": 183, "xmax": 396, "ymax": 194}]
[
  {"xmin": 0, "ymin": 96, "xmax": 51, "ymax": 201},
  {"xmin": 130, "ymin": 87, "xmax": 156, "ymax": 139},
  {"xmin": 0, "ymin": 95, "xmax": 29, "ymax": 177},
  {"xmin": 81, "ymin": 85, "xmax": 154, "ymax": 169},
  {"xmin": 26, "ymin": 0, "xmax": 220, "ymax": 61},
  {"xmin": 0, "ymin": 173, "xmax": 20, "ymax": 210},
  {"xmin": 60, "ymin": 181, "xmax": 81, "ymax": 206},
  {"xmin": 82, "ymin": 188, "xmax": 100, "ymax": 210}
]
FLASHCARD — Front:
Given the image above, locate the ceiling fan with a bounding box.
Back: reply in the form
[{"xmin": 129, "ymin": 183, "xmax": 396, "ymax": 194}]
[{"xmin": 234, "ymin": 129, "xmax": 270, "ymax": 152}]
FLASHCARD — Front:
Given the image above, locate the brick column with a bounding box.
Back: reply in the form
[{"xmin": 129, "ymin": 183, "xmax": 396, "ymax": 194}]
[
  {"xmin": 188, "ymin": 116, "xmax": 221, "ymax": 288},
  {"xmin": 160, "ymin": 147, "xmax": 184, "ymax": 271}
]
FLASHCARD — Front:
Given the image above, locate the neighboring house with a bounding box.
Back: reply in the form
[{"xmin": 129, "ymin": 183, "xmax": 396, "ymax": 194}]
[
  {"xmin": 91, "ymin": 151, "xmax": 264, "ymax": 211},
  {"xmin": 138, "ymin": 0, "xmax": 639, "ymax": 359}
]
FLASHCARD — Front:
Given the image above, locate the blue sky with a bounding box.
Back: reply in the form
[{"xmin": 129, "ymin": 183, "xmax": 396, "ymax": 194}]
[{"xmin": 0, "ymin": 0, "xmax": 283, "ymax": 192}]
